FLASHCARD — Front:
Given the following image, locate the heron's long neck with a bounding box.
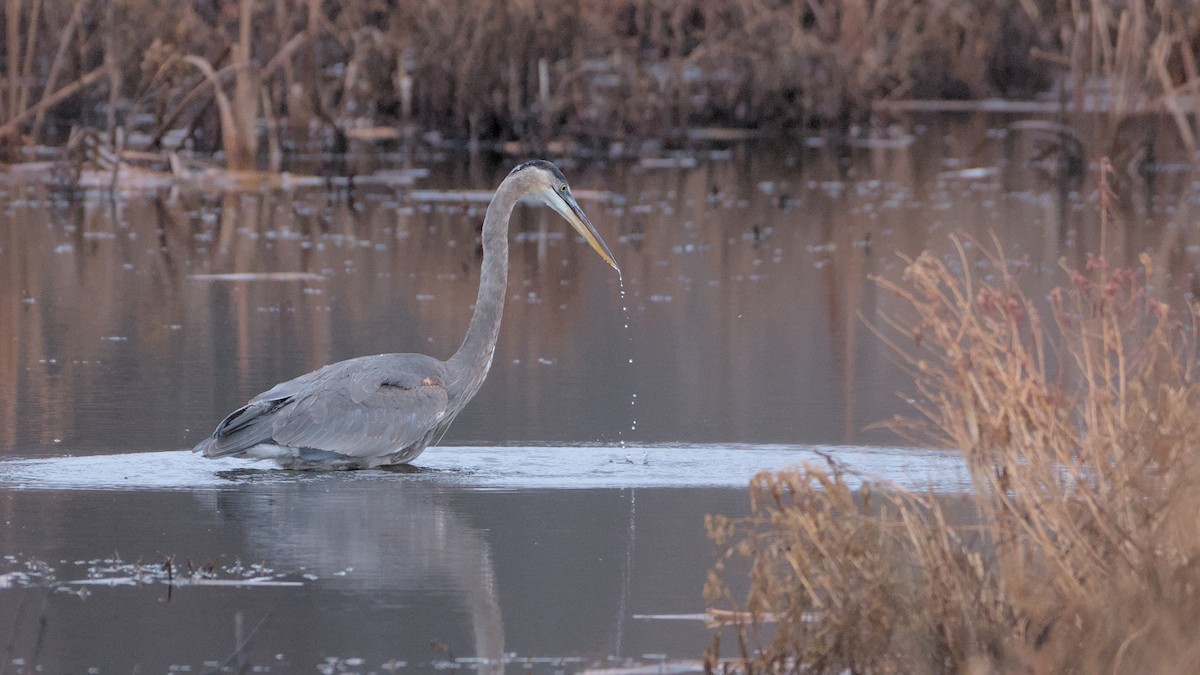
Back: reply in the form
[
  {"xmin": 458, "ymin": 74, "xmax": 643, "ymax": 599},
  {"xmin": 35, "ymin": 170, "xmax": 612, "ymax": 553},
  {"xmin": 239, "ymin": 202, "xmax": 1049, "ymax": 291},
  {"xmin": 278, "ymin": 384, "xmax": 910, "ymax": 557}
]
[{"xmin": 447, "ymin": 180, "xmax": 517, "ymax": 395}]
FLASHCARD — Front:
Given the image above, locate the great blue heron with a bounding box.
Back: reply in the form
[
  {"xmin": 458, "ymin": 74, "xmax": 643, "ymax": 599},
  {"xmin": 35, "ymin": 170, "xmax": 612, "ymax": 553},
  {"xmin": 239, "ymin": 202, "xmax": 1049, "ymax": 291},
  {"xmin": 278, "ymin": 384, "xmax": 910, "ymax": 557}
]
[{"xmin": 192, "ymin": 160, "xmax": 620, "ymax": 469}]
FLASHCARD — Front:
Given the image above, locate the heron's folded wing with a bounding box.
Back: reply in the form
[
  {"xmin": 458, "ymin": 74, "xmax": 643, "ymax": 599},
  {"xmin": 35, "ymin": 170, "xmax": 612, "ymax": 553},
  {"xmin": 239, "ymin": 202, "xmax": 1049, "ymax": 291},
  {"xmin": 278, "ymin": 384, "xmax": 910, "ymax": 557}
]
[
  {"xmin": 269, "ymin": 373, "xmax": 450, "ymax": 458},
  {"xmin": 250, "ymin": 354, "xmax": 444, "ymax": 404}
]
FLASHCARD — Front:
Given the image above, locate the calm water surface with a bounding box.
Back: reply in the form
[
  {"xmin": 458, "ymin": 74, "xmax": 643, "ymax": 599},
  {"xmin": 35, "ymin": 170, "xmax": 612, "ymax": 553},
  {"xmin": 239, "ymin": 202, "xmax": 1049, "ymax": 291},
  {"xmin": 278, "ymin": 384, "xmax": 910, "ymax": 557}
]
[{"xmin": 2, "ymin": 114, "xmax": 1199, "ymax": 671}]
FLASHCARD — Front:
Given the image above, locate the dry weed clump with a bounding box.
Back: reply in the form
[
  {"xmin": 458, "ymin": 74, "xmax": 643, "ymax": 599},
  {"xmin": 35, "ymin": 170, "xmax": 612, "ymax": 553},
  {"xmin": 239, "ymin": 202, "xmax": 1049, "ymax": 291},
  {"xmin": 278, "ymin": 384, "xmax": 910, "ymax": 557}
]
[
  {"xmin": 706, "ymin": 236, "xmax": 1200, "ymax": 673},
  {"xmin": 705, "ymin": 467, "xmax": 1012, "ymax": 673}
]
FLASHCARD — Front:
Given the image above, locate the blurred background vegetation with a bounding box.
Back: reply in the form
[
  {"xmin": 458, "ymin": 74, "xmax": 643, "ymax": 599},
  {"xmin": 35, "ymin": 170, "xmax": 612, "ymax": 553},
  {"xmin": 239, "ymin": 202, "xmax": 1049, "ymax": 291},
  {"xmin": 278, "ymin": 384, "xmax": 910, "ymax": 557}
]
[
  {"xmin": 1, "ymin": 0, "xmax": 1198, "ymax": 167},
  {"xmin": 5, "ymin": 1, "xmax": 1200, "ymax": 672}
]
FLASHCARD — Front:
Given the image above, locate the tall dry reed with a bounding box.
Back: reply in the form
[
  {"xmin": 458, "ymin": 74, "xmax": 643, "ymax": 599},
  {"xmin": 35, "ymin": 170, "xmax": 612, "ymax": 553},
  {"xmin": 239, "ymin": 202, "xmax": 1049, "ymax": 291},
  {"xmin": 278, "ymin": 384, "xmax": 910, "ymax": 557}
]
[
  {"xmin": 1, "ymin": 0, "xmax": 1196, "ymax": 161},
  {"xmin": 1048, "ymin": 0, "xmax": 1200, "ymax": 162},
  {"xmin": 707, "ymin": 225, "xmax": 1200, "ymax": 672}
]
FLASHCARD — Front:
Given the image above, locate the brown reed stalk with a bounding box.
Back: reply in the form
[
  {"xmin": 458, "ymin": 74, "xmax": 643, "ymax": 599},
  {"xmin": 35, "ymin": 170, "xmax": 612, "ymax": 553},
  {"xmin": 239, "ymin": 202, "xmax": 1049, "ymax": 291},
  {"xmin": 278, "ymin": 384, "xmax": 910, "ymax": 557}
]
[
  {"xmin": 1053, "ymin": 0, "xmax": 1200, "ymax": 157},
  {"xmin": 4, "ymin": 0, "xmax": 19, "ymax": 121},
  {"xmin": 29, "ymin": 0, "xmax": 82, "ymax": 141}
]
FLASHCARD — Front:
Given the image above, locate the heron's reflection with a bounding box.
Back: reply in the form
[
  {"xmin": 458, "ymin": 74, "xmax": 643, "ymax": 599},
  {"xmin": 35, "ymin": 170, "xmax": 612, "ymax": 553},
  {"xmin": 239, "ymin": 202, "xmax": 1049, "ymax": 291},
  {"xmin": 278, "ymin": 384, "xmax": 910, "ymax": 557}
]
[{"xmin": 199, "ymin": 477, "xmax": 503, "ymax": 672}]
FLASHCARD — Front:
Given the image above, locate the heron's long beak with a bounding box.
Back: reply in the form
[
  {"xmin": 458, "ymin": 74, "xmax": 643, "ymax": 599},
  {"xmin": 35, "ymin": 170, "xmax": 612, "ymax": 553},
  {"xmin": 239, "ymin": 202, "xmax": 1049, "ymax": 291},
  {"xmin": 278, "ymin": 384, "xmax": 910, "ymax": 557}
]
[{"xmin": 549, "ymin": 191, "xmax": 620, "ymax": 273}]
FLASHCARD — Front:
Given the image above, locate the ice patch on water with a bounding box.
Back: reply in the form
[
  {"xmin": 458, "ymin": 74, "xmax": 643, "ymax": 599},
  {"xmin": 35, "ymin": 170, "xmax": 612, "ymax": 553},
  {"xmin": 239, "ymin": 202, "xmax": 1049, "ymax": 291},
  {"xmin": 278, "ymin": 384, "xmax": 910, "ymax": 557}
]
[{"xmin": 0, "ymin": 444, "xmax": 970, "ymax": 492}]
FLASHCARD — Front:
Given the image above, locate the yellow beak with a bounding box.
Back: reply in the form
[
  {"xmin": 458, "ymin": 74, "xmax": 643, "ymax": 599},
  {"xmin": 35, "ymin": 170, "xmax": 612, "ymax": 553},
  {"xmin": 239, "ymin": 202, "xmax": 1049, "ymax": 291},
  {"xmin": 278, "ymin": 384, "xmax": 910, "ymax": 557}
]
[{"xmin": 549, "ymin": 190, "xmax": 620, "ymax": 273}]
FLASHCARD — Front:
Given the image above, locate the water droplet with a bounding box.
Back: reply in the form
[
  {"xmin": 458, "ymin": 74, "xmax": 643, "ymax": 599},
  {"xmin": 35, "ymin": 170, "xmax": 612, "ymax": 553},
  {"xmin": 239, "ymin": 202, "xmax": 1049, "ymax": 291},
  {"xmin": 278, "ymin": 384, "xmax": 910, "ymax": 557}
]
[{"xmin": 616, "ymin": 277, "xmax": 640, "ymax": 449}]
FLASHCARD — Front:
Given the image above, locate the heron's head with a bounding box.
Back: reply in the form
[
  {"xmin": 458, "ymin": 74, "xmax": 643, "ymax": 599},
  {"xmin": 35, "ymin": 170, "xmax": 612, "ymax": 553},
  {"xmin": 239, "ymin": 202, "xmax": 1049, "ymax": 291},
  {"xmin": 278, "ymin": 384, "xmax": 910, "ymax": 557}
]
[{"xmin": 510, "ymin": 160, "xmax": 620, "ymax": 273}]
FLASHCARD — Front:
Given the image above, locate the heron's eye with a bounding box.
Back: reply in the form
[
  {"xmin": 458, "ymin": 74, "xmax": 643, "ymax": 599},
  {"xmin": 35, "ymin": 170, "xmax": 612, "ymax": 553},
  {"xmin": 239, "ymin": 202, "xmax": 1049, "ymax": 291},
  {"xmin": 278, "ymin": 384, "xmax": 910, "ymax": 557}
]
[{"xmin": 559, "ymin": 184, "xmax": 568, "ymax": 194}]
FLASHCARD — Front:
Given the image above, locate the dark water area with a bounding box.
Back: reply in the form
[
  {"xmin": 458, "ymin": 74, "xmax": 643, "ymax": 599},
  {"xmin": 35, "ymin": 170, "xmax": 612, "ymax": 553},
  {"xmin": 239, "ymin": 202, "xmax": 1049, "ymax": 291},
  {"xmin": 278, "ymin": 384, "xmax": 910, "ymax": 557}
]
[
  {"xmin": 2, "ymin": 113, "xmax": 1199, "ymax": 671},
  {"xmin": 1, "ymin": 479, "xmax": 745, "ymax": 673}
]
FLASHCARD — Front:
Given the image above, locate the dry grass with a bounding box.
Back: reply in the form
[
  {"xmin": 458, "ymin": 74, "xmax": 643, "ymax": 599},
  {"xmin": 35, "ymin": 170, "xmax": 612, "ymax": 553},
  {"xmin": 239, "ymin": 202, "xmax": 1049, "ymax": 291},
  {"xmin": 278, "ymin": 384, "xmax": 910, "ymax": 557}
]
[
  {"xmin": 705, "ymin": 467, "xmax": 1011, "ymax": 673},
  {"xmin": 706, "ymin": 218, "xmax": 1200, "ymax": 669},
  {"xmin": 1049, "ymin": 0, "xmax": 1200, "ymax": 164},
  {"xmin": 0, "ymin": 1, "xmax": 1197, "ymax": 162}
]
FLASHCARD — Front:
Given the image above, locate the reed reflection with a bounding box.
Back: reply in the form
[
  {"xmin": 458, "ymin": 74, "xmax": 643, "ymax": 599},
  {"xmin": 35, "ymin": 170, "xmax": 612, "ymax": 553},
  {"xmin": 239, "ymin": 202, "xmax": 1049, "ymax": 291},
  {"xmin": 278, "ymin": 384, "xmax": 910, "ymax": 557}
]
[{"xmin": 1, "ymin": 118, "xmax": 1198, "ymax": 459}]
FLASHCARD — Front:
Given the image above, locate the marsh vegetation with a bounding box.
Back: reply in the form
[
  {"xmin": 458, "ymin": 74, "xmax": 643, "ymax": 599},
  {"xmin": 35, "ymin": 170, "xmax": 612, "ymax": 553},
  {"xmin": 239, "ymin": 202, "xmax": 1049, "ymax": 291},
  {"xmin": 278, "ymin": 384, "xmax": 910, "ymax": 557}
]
[
  {"xmin": 706, "ymin": 219, "xmax": 1200, "ymax": 671},
  {"xmin": 1, "ymin": 0, "xmax": 1199, "ymax": 166}
]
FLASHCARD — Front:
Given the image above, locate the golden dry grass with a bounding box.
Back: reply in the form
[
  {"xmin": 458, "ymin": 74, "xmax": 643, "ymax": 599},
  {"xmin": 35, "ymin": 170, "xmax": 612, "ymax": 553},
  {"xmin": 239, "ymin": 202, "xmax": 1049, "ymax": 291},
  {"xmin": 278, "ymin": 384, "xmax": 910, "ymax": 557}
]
[
  {"xmin": 706, "ymin": 219, "xmax": 1200, "ymax": 671},
  {"xmin": 1, "ymin": 0, "xmax": 1198, "ymax": 160}
]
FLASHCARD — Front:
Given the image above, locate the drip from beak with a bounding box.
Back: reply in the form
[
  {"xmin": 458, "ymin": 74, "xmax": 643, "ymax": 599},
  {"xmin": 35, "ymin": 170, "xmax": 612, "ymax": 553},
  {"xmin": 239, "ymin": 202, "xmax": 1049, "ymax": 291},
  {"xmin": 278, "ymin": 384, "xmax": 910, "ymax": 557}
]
[{"xmin": 548, "ymin": 190, "xmax": 620, "ymax": 273}]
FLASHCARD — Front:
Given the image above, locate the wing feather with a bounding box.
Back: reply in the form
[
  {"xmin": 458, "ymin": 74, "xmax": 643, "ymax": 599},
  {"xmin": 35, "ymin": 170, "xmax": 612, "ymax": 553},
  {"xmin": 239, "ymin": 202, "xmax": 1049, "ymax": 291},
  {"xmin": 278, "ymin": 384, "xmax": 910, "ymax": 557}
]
[
  {"xmin": 270, "ymin": 385, "xmax": 445, "ymax": 457},
  {"xmin": 194, "ymin": 354, "xmax": 451, "ymax": 461}
]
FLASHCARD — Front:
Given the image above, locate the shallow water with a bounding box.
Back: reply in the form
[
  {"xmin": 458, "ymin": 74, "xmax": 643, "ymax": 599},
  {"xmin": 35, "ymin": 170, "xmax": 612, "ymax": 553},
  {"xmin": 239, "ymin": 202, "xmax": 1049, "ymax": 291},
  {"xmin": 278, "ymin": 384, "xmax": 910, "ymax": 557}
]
[
  {"xmin": 2, "ymin": 113, "xmax": 1199, "ymax": 671},
  {"xmin": 1, "ymin": 468, "xmax": 740, "ymax": 673},
  {"xmin": 0, "ymin": 445, "xmax": 969, "ymax": 673}
]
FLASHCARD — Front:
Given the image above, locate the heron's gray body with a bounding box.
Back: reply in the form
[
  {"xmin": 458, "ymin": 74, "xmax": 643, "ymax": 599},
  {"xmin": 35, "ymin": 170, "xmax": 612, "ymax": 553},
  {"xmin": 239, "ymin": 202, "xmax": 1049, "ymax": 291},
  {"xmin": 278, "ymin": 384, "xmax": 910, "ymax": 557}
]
[
  {"xmin": 192, "ymin": 160, "xmax": 617, "ymax": 470},
  {"xmin": 192, "ymin": 354, "xmax": 462, "ymax": 469}
]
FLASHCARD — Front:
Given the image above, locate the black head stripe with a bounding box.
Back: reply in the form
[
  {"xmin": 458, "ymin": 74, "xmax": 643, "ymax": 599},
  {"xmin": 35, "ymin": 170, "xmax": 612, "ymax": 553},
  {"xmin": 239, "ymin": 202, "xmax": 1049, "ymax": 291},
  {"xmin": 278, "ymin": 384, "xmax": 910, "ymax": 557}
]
[{"xmin": 510, "ymin": 159, "xmax": 567, "ymax": 183}]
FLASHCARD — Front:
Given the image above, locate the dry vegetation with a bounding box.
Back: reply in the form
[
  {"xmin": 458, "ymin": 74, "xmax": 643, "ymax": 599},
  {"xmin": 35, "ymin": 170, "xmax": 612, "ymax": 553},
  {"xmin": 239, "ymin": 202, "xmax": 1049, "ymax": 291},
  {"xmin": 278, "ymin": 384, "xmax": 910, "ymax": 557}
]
[
  {"xmin": 0, "ymin": 0, "xmax": 1198, "ymax": 165},
  {"xmin": 705, "ymin": 217, "xmax": 1200, "ymax": 669}
]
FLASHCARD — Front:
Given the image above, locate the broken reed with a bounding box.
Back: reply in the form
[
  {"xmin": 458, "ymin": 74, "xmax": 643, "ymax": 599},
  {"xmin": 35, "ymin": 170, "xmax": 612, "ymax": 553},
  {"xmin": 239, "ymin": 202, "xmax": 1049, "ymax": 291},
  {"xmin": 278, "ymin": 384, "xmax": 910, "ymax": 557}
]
[
  {"xmin": 706, "ymin": 236, "xmax": 1200, "ymax": 673},
  {"xmin": 2, "ymin": 0, "xmax": 1200, "ymax": 161}
]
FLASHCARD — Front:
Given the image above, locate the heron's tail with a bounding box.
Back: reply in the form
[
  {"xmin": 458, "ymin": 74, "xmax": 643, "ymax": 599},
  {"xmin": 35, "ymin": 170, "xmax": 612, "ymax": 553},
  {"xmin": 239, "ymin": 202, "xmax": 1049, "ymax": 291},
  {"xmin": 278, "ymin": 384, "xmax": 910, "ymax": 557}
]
[{"xmin": 194, "ymin": 398, "xmax": 290, "ymax": 458}]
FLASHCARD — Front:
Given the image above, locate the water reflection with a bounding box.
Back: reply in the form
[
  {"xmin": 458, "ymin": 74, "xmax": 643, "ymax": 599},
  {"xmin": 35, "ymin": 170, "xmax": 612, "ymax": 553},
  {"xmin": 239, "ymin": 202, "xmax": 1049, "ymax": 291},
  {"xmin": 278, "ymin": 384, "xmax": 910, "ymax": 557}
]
[
  {"xmin": 3, "ymin": 114, "xmax": 1200, "ymax": 460},
  {"xmin": 0, "ymin": 473, "xmax": 757, "ymax": 672},
  {"xmin": 4, "ymin": 111, "xmax": 1200, "ymax": 673},
  {"xmin": 200, "ymin": 479, "xmax": 505, "ymax": 671}
]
